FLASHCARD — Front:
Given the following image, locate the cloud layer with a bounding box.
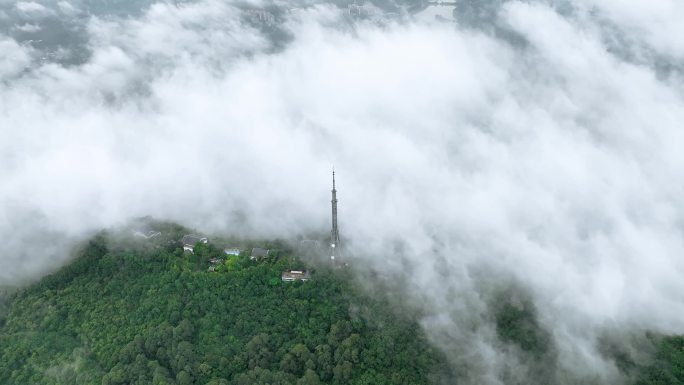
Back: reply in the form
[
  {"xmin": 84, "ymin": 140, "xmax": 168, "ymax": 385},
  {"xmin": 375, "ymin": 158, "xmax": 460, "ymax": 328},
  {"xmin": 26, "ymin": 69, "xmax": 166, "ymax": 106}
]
[{"xmin": 1, "ymin": 0, "xmax": 684, "ymax": 383}]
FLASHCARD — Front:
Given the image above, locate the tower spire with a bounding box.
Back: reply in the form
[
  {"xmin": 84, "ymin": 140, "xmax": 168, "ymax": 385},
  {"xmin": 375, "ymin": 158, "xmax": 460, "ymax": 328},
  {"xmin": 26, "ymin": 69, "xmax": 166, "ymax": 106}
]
[{"xmin": 330, "ymin": 167, "xmax": 340, "ymax": 263}]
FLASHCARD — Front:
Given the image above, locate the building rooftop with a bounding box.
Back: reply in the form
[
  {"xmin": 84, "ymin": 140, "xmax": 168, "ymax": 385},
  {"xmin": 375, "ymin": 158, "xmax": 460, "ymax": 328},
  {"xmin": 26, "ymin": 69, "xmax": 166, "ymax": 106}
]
[
  {"xmin": 250, "ymin": 247, "xmax": 269, "ymax": 259},
  {"xmin": 182, "ymin": 234, "xmax": 208, "ymax": 246},
  {"xmin": 281, "ymin": 270, "xmax": 311, "ymax": 282}
]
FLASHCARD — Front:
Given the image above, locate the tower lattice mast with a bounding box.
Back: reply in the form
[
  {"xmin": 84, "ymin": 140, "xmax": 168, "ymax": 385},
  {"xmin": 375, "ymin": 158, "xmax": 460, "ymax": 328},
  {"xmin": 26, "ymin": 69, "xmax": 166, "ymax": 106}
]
[{"xmin": 330, "ymin": 168, "xmax": 340, "ymax": 263}]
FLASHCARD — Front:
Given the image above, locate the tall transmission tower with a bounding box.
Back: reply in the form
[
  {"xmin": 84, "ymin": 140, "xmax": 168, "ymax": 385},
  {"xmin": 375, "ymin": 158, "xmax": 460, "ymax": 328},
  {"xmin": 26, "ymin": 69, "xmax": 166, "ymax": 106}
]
[{"xmin": 330, "ymin": 168, "xmax": 341, "ymax": 263}]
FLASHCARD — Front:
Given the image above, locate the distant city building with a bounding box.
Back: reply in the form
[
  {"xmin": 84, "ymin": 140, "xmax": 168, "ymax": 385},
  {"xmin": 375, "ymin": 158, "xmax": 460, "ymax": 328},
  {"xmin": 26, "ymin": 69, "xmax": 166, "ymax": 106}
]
[
  {"xmin": 250, "ymin": 247, "xmax": 269, "ymax": 260},
  {"xmin": 224, "ymin": 248, "xmax": 241, "ymax": 256},
  {"xmin": 281, "ymin": 270, "xmax": 311, "ymax": 282},
  {"xmin": 182, "ymin": 234, "xmax": 208, "ymax": 253},
  {"xmin": 348, "ymin": 3, "xmax": 377, "ymax": 18},
  {"xmin": 244, "ymin": 9, "xmax": 276, "ymax": 26}
]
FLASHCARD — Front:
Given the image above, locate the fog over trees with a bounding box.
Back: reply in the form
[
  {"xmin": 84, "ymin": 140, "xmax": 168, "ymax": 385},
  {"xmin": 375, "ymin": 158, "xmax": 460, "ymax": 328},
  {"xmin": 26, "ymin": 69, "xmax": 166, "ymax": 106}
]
[{"xmin": 1, "ymin": 0, "xmax": 684, "ymax": 384}]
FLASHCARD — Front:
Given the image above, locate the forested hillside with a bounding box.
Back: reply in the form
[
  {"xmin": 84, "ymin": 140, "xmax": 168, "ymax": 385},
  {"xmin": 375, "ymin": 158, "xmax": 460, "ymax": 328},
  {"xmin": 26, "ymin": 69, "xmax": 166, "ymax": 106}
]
[
  {"xmin": 0, "ymin": 225, "xmax": 682, "ymax": 385},
  {"xmin": 0, "ymin": 227, "xmax": 450, "ymax": 385}
]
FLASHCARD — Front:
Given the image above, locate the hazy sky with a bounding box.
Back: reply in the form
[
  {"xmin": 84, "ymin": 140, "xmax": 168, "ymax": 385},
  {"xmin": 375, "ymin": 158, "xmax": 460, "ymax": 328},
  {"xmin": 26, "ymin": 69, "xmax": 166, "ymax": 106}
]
[{"xmin": 1, "ymin": 0, "xmax": 684, "ymax": 383}]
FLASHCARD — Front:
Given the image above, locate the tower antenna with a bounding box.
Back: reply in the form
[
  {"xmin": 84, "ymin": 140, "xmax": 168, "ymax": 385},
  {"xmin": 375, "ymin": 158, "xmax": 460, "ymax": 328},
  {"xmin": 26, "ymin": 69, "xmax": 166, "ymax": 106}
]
[{"xmin": 330, "ymin": 167, "xmax": 341, "ymax": 264}]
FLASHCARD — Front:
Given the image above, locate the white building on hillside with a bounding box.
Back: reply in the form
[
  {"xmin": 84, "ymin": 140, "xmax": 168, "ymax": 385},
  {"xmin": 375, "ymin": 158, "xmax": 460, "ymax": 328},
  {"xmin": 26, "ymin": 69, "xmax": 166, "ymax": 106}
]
[{"xmin": 182, "ymin": 234, "xmax": 208, "ymax": 253}]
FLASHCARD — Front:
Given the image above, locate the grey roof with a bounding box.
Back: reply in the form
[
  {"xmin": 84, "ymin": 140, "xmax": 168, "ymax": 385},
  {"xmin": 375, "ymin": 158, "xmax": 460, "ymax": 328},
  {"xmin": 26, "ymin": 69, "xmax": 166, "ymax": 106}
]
[
  {"xmin": 281, "ymin": 270, "xmax": 311, "ymax": 281},
  {"xmin": 182, "ymin": 234, "xmax": 206, "ymax": 246}
]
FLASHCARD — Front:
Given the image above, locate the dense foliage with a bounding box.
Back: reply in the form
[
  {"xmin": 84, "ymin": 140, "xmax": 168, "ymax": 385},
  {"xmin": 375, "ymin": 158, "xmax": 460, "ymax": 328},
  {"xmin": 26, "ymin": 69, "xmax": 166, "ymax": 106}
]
[
  {"xmin": 491, "ymin": 292, "xmax": 684, "ymax": 385},
  {"xmin": 633, "ymin": 336, "xmax": 684, "ymax": 385},
  {"xmin": 2, "ymin": 223, "xmax": 683, "ymax": 385},
  {"xmin": 0, "ymin": 228, "xmax": 448, "ymax": 385}
]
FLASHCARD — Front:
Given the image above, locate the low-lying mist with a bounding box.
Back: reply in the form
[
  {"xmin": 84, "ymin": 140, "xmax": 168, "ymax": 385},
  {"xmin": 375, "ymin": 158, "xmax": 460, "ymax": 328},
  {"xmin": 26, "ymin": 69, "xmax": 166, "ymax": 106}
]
[{"xmin": 1, "ymin": 0, "xmax": 684, "ymax": 383}]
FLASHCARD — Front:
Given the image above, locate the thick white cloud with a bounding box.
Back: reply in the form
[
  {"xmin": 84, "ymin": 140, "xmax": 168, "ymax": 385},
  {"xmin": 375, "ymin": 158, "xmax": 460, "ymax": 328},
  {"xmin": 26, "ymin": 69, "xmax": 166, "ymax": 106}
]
[
  {"xmin": 0, "ymin": 38, "xmax": 31, "ymax": 77},
  {"xmin": 1, "ymin": 0, "xmax": 683, "ymax": 383},
  {"xmin": 15, "ymin": 1, "xmax": 51, "ymax": 17},
  {"xmin": 56, "ymin": 1, "xmax": 78, "ymax": 16}
]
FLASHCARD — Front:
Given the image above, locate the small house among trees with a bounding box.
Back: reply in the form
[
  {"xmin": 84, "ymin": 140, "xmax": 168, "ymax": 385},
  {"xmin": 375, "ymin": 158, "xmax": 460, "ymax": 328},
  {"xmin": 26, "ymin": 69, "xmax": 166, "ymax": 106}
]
[
  {"xmin": 250, "ymin": 248, "xmax": 269, "ymax": 260},
  {"xmin": 182, "ymin": 234, "xmax": 208, "ymax": 253},
  {"xmin": 224, "ymin": 248, "xmax": 240, "ymax": 256},
  {"xmin": 281, "ymin": 270, "xmax": 310, "ymax": 282}
]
